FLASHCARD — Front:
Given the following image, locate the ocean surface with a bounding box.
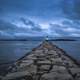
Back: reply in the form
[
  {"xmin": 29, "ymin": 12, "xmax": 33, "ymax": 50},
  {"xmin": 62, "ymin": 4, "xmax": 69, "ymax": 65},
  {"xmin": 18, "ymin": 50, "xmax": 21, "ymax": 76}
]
[
  {"xmin": 0, "ymin": 40, "xmax": 80, "ymax": 64},
  {"xmin": 52, "ymin": 41, "xmax": 80, "ymax": 61}
]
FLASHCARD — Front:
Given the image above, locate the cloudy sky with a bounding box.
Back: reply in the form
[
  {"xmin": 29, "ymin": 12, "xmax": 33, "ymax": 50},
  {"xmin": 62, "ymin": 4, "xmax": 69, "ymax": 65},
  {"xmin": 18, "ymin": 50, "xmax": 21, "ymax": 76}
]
[{"xmin": 0, "ymin": 0, "xmax": 80, "ymax": 38}]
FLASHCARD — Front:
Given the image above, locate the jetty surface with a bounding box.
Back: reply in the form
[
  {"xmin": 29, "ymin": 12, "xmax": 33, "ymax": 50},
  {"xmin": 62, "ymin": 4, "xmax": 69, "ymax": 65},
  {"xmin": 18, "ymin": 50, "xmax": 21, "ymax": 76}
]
[{"xmin": 1, "ymin": 41, "xmax": 80, "ymax": 80}]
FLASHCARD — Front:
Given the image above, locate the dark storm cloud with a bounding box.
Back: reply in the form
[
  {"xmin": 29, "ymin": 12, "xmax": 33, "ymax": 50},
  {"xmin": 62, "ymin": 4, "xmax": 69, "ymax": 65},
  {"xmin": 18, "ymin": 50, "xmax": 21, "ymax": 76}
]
[
  {"xmin": 0, "ymin": 0, "xmax": 80, "ymax": 37},
  {"xmin": 49, "ymin": 23, "xmax": 70, "ymax": 36},
  {"xmin": 20, "ymin": 18, "xmax": 42, "ymax": 31},
  {"xmin": 62, "ymin": 20, "xmax": 80, "ymax": 29},
  {"xmin": 62, "ymin": 0, "xmax": 80, "ymax": 20},
  {"xmin": 0, "ymin": 0, "xmax": 63, "ymax": 19},
  {"xmin": 0, "ymin": 0, "xmax": 80, "ymax": 19},
  {"xmin": 49, "ymin": 19, "xmax": 80, "ymax": 36},
  {"xmin": 0, "ymin": 20, "xmax": 17, "ymax": 31},
  {"xmin": 0, "ymin": 19, "xmax": 43, "ymax": 38}
]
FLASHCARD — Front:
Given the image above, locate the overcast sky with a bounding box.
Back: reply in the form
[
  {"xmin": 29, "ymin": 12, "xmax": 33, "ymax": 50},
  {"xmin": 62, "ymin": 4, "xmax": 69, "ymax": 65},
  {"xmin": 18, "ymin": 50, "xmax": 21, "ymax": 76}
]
[{"xmin": 0, "ymin": 0, "xmax": 80, "ymax": 38}]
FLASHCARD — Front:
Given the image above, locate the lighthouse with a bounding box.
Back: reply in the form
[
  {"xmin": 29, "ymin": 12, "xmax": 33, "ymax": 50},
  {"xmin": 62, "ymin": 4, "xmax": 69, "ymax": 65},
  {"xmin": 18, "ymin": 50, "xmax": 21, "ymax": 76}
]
[{"xmin": 45, "ymin": 36, "xmax": 49, "ymax": 41}]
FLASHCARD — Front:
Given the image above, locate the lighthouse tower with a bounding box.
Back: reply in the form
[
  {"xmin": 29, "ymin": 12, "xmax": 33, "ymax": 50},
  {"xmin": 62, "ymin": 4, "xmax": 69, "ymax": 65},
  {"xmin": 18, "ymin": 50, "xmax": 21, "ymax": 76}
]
[{"xmin": 45, "ymin": 36, "xmax": 49, "ymax": 41}]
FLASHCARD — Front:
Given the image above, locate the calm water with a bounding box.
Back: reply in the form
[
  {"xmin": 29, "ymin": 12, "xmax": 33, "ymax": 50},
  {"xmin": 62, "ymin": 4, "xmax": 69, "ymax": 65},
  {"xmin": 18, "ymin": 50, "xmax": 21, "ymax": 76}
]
[
  {"xmin": 0, "ymin": 41, "xmax": 41, "ymax": 64},
  {"xmin": 0, "ymin": 41, "xmax": 80, "ymax": 64},
  {"xmin": 52, "ymin": 41, "xmax": 80, "ymax": 61}
]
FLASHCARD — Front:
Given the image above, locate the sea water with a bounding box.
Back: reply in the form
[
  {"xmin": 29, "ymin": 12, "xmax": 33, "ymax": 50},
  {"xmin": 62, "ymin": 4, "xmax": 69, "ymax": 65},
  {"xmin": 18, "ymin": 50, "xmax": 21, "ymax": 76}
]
[{"xmin": 0, "ymin": 40, "xmax": 80, "ymax": 64}]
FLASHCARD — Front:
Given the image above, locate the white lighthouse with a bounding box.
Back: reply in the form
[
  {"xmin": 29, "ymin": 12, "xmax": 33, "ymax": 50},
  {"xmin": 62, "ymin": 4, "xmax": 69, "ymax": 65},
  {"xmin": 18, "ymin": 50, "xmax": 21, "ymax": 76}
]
[{"xmin": 45, "ymin": 36, "xmax": 49, "ymax": 41}]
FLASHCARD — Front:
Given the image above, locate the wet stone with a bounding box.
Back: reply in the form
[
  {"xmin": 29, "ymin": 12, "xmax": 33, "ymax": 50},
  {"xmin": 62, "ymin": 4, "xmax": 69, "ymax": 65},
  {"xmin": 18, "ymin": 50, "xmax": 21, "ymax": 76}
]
[
  {"xmin": 39, "ymin": 65, "xmax": 51, "ymax": 71},
  {"xmin": 19, "ymin": 60, "xmax": 33, "ymax": 67},
  {"xmin": 34, "ymin": 50, "xmax": 44, "ymax": 54},
  {"xmin": 1, "ymin": 41, "xmax": 80, "ymax": 80},
  {"xmin": 51, "ymin": 65, "xmax": 68, "ymax": 74},
  {"xmin": 36, "ymin": 60, "xmax": 51, "ymax": 65},
  {"xmin": 41, "ymin": 71, "xmax": 73, "ymax": 80},
  {"xmin": 69, "ymin": 68, "xmax": 80, "ymax": 75}
]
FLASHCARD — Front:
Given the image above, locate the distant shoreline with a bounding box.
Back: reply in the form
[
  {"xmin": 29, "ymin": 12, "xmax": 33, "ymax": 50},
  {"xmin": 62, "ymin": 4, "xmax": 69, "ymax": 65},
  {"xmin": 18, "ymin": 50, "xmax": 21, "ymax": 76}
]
[
  {"xmin": 0, "ymin": 39, "xmax": 77, "ymax": 41},
  {"xmin": 49, "ymin": 39, "xmax": 77, "ymax": 41}
]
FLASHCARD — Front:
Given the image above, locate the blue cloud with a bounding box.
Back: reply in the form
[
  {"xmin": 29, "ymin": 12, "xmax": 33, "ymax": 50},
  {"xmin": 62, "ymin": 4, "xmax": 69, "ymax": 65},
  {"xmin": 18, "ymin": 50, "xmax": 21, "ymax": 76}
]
[
  {"xmin": 0, "ymin": 0, "xmax": 80, "ymax": 37},
  {"xmin": 0, "ymin": 0, "xmax": 80, "ymax": 20},
  {"xmin": 49, "ymin": 19, "xmax": 80, "ymax": 36},
  {"xmin": 0, "ymin": 19, "xmax": 45, "ymax": 38},
  {"xmin": 20, "ymin": 18, "xmax": 42, "ymax": 31},
  {"xmin": 0, "ymin": 18, "xmax": 80, "ymax": 38}
]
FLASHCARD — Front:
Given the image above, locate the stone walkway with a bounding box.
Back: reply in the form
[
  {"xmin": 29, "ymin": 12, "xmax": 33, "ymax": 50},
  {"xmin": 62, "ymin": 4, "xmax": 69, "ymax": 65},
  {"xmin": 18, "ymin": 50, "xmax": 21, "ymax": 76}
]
[{"xmin": 1, "ymin": 41, "xmax": 80, "ymax": 80}]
